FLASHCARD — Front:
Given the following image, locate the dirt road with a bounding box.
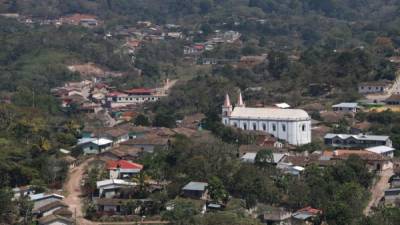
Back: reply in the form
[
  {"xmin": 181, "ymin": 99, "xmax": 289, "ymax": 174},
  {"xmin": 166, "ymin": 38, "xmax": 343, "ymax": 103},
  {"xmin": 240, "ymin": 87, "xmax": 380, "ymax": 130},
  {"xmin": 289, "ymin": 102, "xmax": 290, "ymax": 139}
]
[
  {"xmin": 64, "ymin": 158, "xmax": 96, "ymax": 225},
  {"xmin": 364, "ymin": 168, "xmax": 394, "ymax": 215}
]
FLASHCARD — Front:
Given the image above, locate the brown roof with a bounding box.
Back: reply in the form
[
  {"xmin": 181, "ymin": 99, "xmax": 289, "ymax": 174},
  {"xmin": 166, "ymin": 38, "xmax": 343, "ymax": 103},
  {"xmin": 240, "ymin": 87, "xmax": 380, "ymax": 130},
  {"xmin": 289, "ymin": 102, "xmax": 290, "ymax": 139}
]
[
  {"xmin": 33, "ymin": 200, "xmax": 67, "ymax": 214},
  {"xmin": 38, "ymin": 215, "xmax": 73, "ymax": 225},
  {"xmin": 172, "ymin": 127, "xmax": 198, "ymax": 137},
  {"xmin": 386, "ymin": 94, "xmax": 400, "ymax": 102},
  {"xmin": 100, "ymin": 145, "xmax": 143, "ymax": 159},
  {"xmin": 53, "ymin": 208, "xmax": 73, "ymax": 218},
  {"xmin": 323, "ymin": 150, "xmax": 388, "ymax": 161}
]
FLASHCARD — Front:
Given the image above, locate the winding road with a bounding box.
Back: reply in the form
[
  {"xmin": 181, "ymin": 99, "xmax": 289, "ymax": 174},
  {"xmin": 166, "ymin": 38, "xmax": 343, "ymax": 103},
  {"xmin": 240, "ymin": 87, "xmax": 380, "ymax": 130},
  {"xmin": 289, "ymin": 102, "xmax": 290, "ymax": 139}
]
[
  {"xmin": 64, "ymin": 158, "xmax": 96, "ymax": 225},
  {"xmin": 63, "ymin": 158, "xmax": 169, "ymax": 225},
  {"xmin": 363, "ymin": 168, "xmax": 394, "ymax": 215}
]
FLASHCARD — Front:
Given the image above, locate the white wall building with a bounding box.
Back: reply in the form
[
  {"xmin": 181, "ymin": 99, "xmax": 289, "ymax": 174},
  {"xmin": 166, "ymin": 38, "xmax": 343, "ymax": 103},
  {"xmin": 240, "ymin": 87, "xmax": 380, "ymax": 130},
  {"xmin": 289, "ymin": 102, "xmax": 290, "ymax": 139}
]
[{"xmin": 222, "ymin": 93, "xmax": 311, "ymax": 146}]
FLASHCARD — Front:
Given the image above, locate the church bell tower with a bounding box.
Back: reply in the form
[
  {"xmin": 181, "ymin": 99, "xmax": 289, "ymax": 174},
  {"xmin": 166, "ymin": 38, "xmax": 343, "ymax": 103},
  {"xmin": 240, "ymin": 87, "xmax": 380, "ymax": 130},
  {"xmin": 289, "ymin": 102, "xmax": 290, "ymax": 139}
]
[{"xmin": 222, "ymin": 94, "xmax": 232, "ymax": 124}]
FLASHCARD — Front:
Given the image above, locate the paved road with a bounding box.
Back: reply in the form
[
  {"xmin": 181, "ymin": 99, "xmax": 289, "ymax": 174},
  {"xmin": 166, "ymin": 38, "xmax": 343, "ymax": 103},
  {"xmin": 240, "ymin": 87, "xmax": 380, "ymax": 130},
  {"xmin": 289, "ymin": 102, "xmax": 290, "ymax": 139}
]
[{"xmin": 363, "ymin": 168, "xmax": 394, "ymax": 215}]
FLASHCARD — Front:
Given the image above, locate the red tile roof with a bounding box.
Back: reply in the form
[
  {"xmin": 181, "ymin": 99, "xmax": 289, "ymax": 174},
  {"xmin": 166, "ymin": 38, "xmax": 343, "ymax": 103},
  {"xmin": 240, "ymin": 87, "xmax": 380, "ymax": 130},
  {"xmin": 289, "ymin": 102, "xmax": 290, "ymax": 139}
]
[{"xmin": 106, "ymin": 160, "xmax": 143, "ymax": 170}]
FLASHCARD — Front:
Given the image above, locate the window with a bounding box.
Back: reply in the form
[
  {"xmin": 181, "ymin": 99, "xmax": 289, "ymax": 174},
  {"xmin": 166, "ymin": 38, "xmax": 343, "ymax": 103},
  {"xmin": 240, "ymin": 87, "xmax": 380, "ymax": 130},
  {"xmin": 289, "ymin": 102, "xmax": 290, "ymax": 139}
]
[
  {"xmin": 253, "ymin": 123, "xmax": 257, "ymax": 130},
  {"xmin": 272, "ymin": 124, "xmax": 276, "ymax": 131},
  {"xmin": 282, "ymin": 124, "xmax": 286, "ymax": 132},
  {"xmin": 302, "ymin": 124, "xmax": 306, "ymax": 131},
  {"xmin": 243, "ymin": 124, "xmax": 247, "ymax": 130},
  {"xmin": 233, "ymin": 123, "xmax": 238, "ymax": 128},
  {"xmin": 224, "ymin": 111, "xmax": 228, "ymax": 116},
  {"xmin": 262, "ymin": 124, "xmax": 266, "ymax": 131}
]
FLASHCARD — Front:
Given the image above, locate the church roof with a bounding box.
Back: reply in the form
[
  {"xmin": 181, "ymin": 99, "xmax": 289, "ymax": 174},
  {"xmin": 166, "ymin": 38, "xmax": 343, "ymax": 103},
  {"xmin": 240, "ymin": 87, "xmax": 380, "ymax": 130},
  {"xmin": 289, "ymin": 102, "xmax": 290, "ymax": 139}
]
[{"xmin": 230, "ymin": 107, "xmax": 310, "ymax": 121}]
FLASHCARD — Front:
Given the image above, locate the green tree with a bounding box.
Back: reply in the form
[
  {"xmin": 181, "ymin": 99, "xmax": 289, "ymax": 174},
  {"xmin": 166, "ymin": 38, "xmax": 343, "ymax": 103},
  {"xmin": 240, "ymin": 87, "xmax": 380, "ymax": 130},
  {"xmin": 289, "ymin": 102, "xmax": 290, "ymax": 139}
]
[
  {"xmin": 207, "ymin": 176, "xmax": 228, "ymax": 203},
  {"xmin": 134, "ymin": 114, "xmax": 151, "ymax": 126}
]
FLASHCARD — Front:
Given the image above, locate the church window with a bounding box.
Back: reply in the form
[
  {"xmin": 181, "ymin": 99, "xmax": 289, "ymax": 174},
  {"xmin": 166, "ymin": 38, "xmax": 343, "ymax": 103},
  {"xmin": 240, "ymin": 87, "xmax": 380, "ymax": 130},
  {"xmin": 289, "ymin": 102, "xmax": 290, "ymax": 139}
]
[
  {"xmin": 302, "ymin": 124, "xmax": 306, "ymax": 131},
  {"xmin": 262, "ymin": 124, "xmax": 266, "ymax": 131},
  {"xmin": 224, "ymin": 111, "xmax": 228, "ymax": 116},
  {"xmin": 233, "ymin": 123, "xmax": 237, "ymax": 128},
  {"xmin": 272, "ymin": 124, "xmax": 276, "ymax": 131},
  {"xmin": 282, "ymin": 124, "xmax": 286, "ymax": 132},
  {"xmin": 253, "ymin": 123, "xmax": 257, "ymax": 130},
  {"xmin": 243, "ymin": 124, "xmax": 247, "ymax": 130}
]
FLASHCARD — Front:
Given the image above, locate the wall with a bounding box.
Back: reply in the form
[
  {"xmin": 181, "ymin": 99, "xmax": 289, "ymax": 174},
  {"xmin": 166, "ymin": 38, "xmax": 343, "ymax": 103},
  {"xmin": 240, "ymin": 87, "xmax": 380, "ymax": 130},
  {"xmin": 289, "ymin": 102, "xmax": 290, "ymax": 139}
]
[{"xmin": 225, "ymin": 118, "xmax": 311, "ymax": 146}]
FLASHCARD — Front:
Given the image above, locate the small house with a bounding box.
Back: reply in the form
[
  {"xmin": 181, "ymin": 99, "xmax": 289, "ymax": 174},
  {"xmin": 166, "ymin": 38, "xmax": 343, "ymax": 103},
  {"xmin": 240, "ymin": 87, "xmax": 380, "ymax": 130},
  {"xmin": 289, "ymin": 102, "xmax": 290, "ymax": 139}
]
[
  {"xmin": 365, "ymin": 145, "xmax": 395, "ymax": 158},
  {"xmin": 30, "ymin": 193, "xmax": 64, "ymax": 212},
  {"xmin": 96, "ymin": 179, "xmax": 137, "ymax": 198},
  {"xmin": 120, "ymin": 134, "xmax": 170, "ymax": 153},
  {"xmin": 384, "ymin": 188, "xmax": 400, "ymax": 206},
  {"xmin": 77, "ymin": 138, "xmax": 113, "ymax": 155},
  {"xmin": 262, "ymin": 207, "xmax": 292, "ymax": 225},
  {"xmin": 292, "ymin": 207, "xmax": 322, "ymax": 224},
  {"xmin": 358, "ymin": 80, "xmax": 393, "ymax": 94},
  {"xmin": 389, "ymin": 175, "xmax": 400, "ymax": 188},
  {"xmin": 182, "ymin": 182, "xmax": 208, "ymax": 200},
  {"xmin": 106, "ymin": 160, "xmax": 143, "ymax": 179},
  {"xmin": 33, "ymin": 200, "xmax": 68, "ymax": 217},
  {"xmin": 385, "ymin": 94, "xmax": 400, "ymax": 105},
  {"xmin": 332, "ymin": 102, "xmax": 361, "ymax": 113},
  {"xmin": 93, "ymin": 198, "xmax": 126, "ymax": 214}
]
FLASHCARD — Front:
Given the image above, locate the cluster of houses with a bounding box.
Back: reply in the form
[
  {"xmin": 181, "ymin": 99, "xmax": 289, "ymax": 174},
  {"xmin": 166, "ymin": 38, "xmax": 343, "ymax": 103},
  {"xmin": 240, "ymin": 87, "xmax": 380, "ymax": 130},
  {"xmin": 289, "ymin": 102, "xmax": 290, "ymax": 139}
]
[
  {"xmin": 51, "ymin": 79, "xmax": 171, "ymax": 124},
  {"xmin": 0, "ymin": 13, "xmax": 100, "ymax": 28},
  {"xmin": 12, "ymin": 187, "xmax": 73, "ymax": 225},
  {"xmin": 358, "ymin": 79, "xmax": 400, "ymax": 105}
]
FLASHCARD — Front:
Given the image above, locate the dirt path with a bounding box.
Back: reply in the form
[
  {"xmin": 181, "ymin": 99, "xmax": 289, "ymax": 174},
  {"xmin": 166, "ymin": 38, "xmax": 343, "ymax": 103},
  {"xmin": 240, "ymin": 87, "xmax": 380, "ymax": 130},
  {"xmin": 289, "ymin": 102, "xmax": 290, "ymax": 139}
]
[
  {"xmin": 364, "ymin": 168, "xmax": 394, "ymax": 215},
  {"xmin": 64, "ymin": 158, "xmax": 97, "ymax": 225}
]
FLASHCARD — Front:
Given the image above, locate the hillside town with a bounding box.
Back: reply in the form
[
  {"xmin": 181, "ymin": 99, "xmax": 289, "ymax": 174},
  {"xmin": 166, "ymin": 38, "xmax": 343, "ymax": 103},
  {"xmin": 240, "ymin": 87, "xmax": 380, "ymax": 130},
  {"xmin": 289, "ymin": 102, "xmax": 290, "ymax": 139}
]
[{"xmin": 3, "ymin": 1, "xmax": 400, "ymax": 225}]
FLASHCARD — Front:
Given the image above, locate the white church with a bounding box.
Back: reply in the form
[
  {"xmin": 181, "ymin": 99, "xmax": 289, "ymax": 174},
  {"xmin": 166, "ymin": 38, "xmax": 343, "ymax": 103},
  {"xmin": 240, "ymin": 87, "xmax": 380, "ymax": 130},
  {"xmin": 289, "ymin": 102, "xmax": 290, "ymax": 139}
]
[{"xmin": 222, "ymin": 92, "xmax": 311, "ymax": 146}]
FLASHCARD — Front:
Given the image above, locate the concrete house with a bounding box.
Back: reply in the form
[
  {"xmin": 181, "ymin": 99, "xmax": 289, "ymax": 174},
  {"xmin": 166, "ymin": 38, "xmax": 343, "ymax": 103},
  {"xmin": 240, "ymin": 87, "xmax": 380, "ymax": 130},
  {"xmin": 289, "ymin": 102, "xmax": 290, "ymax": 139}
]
[
  {"xmin": 120, "ymin": 134, "xmax": 170, "ymax": 153},
  {"xmin": 332, "ymin": 102, "xmax": 361, "ymax": 113},
  {"xmin": 106, "ymin": 160, "xmax": 143, "ymax": 179},
  {"xmin": 365, "ymin": 145, "xmax": 395, "ymax": 158},
  {"xmin": 96, "ymin": 179, "xmax": 137, "ymax": 198},
  {"xmin": 77, "ymin": 138, "xmax": 113, "ymax": 155},
  {"xmin": 324, "ymin": 133, "xmax": 392, "ymax": 148},
  {"xmin": 182, "ymin": 182, "xmax": 208, "ymax": 200},
  {"xmin": 384, "ymin": 188, "xmax": 400, "ymax": 206},
  {"xmin": 358, "ymin": 80, "xmax": 393, "ymax": 94},
  {"xmin": 262, "ymin": 207, "xmax": 292, "ymax": 225}
]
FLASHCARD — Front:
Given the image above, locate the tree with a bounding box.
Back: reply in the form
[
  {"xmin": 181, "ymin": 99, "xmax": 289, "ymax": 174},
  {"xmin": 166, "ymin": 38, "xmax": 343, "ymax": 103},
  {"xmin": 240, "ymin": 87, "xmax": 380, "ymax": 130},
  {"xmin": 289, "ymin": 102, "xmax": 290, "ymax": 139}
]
[
  {"xmin": 161, "ymin": 199, "xmax": 199, "ymax": 225},
  {"xmin": 255, "ymin": 149, "xmax": 274, "ymax": 166},
  {"xmin": 134, "ymin": 114, "xmax": 151, "ymax": 126},
  {"xmin": 153, "ymin": 113, "xmax": 176, "ymax": 128},
  {"xmin": 207, "ymin": 176, "xmax": 228, "ymax": 203}
]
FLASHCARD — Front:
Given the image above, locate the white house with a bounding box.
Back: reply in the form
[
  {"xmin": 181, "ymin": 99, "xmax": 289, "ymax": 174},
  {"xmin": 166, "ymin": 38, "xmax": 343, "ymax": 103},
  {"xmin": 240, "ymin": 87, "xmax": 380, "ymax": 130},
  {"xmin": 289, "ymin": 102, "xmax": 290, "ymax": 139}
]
[
  {"xmin": 222, "ymin": 92, "xmax": 311, "ymax": 146},
  {"xmin": 365, "ymin": 145, "xmax": 395, "ymax": 158},
  {"xmin": 332, "ymin": 102, "xmax": 361, "ymax": 113},
  {"xmin": 96, "ymin": 179, "xmax": 137, "ymax": 198},
  {"xmin": 77, "ymin": 138, "xmax": 113, "ymax": 155},
  {"xmin": 358, "ymin": 80, "xmax": 393, "ymax": 94}
]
